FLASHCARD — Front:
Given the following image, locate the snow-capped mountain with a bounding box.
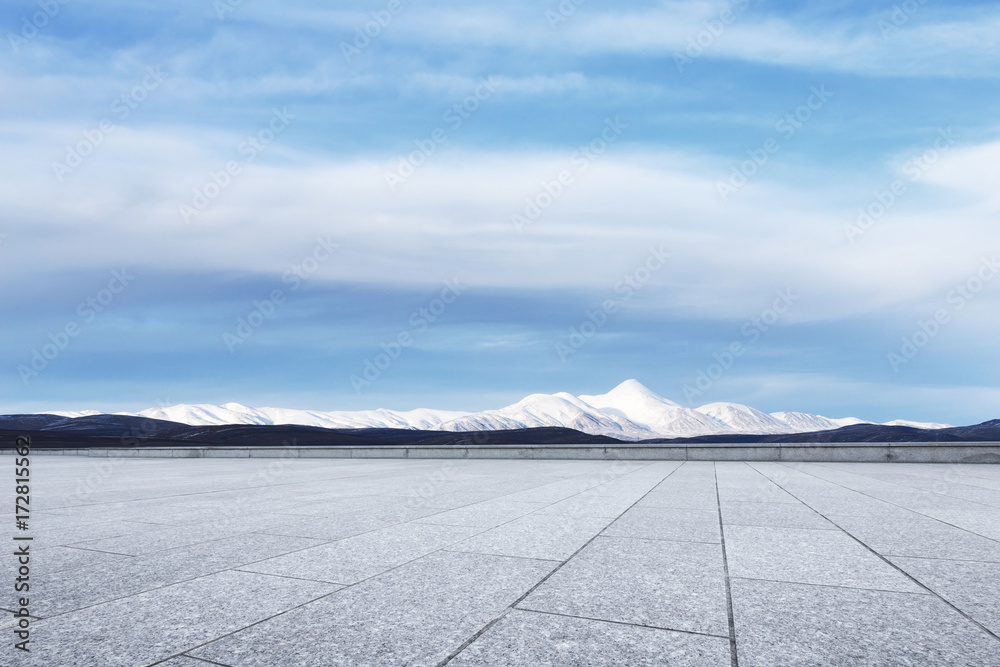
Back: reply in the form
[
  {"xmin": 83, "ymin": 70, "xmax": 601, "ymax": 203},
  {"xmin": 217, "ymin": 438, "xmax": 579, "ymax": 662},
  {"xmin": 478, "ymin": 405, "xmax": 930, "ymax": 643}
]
[
  {"xmin": 131, "ymin": 403, "xmax": 470, "ymax": 431},
  {"xmin": 768, "ymin": 411, "xmax": 848, "ymax": 432},
  {"xmin": 43, "ymin": 409, "xmax": 104, "ymax": 419},
  {"xmin": 437, "ymin": 392, "xmax": 653, "ymax": 440},
  {"xmin": 44, "ymin": 380, "xmax": 951, "ymax": 441},
  {"xmin": 881, "ymin": 418, "xmax": 953, "ymax": 430},
  {"xmin": 580, "ymin": 380, "xmax": 733, "ymax": 437},
  {"xmin": 697, "ymin": 402, "xmax": 797, "ymax": 435}
]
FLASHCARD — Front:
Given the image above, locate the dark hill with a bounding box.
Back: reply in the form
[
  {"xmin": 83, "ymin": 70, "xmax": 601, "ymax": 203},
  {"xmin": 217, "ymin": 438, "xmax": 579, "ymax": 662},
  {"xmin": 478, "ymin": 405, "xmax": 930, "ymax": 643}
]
[{"xmin": 1, "ymin": 413, "xmax": 998, "ymax": 449}]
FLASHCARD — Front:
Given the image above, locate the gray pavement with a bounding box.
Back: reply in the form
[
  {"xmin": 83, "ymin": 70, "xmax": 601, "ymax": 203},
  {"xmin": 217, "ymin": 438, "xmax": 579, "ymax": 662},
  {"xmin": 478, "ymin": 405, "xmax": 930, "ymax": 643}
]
[{"xmin": 4, "ymin": 457, "xmax": 1000, "ymax": 666}]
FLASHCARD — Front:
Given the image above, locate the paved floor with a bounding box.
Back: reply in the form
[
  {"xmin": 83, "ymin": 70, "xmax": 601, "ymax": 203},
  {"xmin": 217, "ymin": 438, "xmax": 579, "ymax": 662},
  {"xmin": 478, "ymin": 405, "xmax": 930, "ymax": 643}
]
[{"xmin": 4, "ymin": 457, "xmax": 1000, "ymax": 666}]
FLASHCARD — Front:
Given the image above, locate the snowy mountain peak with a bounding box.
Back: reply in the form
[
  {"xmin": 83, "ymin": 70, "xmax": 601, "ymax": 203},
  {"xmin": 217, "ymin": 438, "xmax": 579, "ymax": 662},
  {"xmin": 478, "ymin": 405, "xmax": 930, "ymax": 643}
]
[
  {"xmin": 41, "ymin": 409, "xmax": 103, "ymax": 419},
  {"xmin": 603, "ymin": 379, "xmax": 680, "ymax": 407},
  {"xmin": 697, "ymin": 402, "xmax": 795, "ymax": 435},
  {"xmin": 579, "ymin": 382, "xmax": 730, "ymax": 438},
  {"xmin": 44, "ymin": 380, "xmax": 952, "ymax": 441},
  {"xmin": 580, "ymin": 379, "xmax": 679, "ymax": 412},
  {"xmin": 438, "ymin": 391, "xmax": 653, "ymax": 440},
  {"xmin": 769, "ymin": 411, "xmax": 841, "ymax": 433},
  {"xmin": 882, "ymin": 419, "xmax": 953, "ymax": 429}
]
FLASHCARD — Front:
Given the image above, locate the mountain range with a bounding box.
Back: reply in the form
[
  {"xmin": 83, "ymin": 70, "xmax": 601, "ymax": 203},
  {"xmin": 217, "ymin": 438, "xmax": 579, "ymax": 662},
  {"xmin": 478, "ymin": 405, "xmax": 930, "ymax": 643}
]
[{"xmin": 31, "ymin": 379, "xmax": 951, "ymax": 441}]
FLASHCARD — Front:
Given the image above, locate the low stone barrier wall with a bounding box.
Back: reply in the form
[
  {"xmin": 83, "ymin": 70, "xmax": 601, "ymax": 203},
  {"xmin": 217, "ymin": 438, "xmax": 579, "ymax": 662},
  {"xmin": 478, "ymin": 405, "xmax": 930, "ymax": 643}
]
[{"xmin": 3, "ymin": 442, "xmax": 999, "ymax": 463}]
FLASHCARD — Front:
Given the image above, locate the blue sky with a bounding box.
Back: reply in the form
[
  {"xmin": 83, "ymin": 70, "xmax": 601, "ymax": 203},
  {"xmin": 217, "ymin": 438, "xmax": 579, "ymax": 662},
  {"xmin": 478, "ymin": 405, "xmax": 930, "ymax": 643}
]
[{"xmin": 2, "ymin": 0, "xmax": 999, "ymax": 424}]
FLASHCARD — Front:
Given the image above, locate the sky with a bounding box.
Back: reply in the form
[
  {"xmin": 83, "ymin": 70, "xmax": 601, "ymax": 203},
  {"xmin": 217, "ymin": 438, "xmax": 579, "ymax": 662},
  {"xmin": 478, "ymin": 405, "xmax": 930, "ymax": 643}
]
[{"xmin": 1, "ymin": 0, "xmax": 999, "ymax": 424}]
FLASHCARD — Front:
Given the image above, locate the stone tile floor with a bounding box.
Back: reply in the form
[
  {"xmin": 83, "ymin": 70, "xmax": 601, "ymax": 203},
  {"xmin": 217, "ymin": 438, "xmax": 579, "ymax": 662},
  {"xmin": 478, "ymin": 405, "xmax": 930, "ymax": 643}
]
[{"xmin": 4, "ymin": 457, "xmax": 1000, "ymax": 665}]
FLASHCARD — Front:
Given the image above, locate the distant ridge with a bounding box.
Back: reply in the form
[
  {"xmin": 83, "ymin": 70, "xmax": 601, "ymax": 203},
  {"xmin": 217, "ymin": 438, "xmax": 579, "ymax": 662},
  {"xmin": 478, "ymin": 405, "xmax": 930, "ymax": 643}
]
[
  {"xmin": 0, "ymin": 416, "xmax": 997, "ymax": 450},
  {"xmin": 21, "ymin": 379, "xmax": 953, "ymax": 442}
]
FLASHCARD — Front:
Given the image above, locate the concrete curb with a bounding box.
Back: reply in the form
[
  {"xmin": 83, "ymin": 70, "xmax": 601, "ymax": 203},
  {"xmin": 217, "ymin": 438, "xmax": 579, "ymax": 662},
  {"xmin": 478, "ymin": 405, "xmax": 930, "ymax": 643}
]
[{"xmin": 3, "ymin": 442, "xmax": 999, "ymax": 463}]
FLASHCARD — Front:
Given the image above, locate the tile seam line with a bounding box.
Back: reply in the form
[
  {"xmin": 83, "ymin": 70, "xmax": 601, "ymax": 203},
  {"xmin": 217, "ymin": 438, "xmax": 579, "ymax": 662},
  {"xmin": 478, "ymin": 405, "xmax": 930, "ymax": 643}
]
[
  {"xmin": 381, "ymin": 459, "xmax": 659, "ymax": 533},
  {"xmin": 434, "ymin": 460, "xmax": 685, "ymax": 667},
  {"xmin": 729, "ymin": 575, "xmax": 935, "ymax": 596},
  {"xmin": 37, "ymin": 469, "xmax": 417, "ymax": 511},
  {"xmin": 766, "ymin": 462, "xmax": 1000, "ymax": 546},
  {"xmin": 714, "ymin": 462, "xmax": 741, "ymax": 667},
  {"xmin": 818, "ymin": 465, "xmax": 1000, "ymax": 496},
  {"xmin": 511, "ymin": 607, "xmax": 732, "ymax": 639},
  {"xmin": 813, "ymin": 461, "xmax": 1000, "ymax": 490},
  {"xmin": 216, "ymin": 464, "xmax": 664, "ymax": 628},
  {"xmin": 32, "ymin": 534, "xmax": 356, "ymax": 621},
  {"xmin": 83, "ymin": 465, "xmax": 630, "ymax": 565},
  {"xmin": 313, "ymin": 462, "xmax": 664, "ymax": 576},
  {"xmin": 145, "ymin": 585, "xmax": 349, "ymax": 666},
  {"xmin": 41, "ymin": 462, "xmax": 665, "ymax": 654},
  {"xmin": 53, "ymin": 459, "xmax": 463, "ymax": 501},
  {"xmin": 161, "ymin": 655, "xmax": 234, "ymax": 667},
  {"xmin": 541, "ymin": 460, "xmax": 686, "ymax": 524},
  {"xmin": 51, "ymin": 531, "xmax": 342, "ymax": 586},
  {"xmin": 877, "ymin": 553, "xmax": 1000, "ymax": 565},
  {"xmin": 715, "ymin": 459, "xmax": 801, "ymax": 504},
  {"xmin": 408, "ymin": 459, "xmax": 676, "ymax": 598},
  {"xmin": 50, "ymin": 544, "xmax": 136, "ymax": 557},
  {"xmin": 115, "ymin": 463, "xmax": 658, "ymax": 624},
  {"xmin": 232, "ymin": 567, "xmax": 351, "ymax": 585},
  {"xmin": 239, "ymin": 547, "xmax": 569, "ymax": 585},
  {"xmin": 810, "ymin": 461, "xmax": 1000, "ymax": 511},
  {"xmin": 157, "ymin": 472, "xmax": 663, "ymax": 667},
  {"xmin": 410, "ymin": 459, "xmax": 675, "ymax": 563},
  {"xmin": 593, "ymin": 533, "xmax": 721, "ymax": 545},
  {"xmin": 437, "ymin": 548, "xmax": 563, "ymax": 563},
  {"xmin": 753, "ymin": 462, "xmax": 1000, "ymax": 645},
  {"xmin": 758, "ymin": 461, "xmax": 1000, "ymax": 542}
]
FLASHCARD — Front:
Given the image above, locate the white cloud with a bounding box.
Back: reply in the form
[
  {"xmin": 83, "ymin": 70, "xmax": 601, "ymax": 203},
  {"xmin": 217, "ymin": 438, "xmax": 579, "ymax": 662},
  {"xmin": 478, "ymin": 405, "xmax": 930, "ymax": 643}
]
[
  {"xmin": 3, "ymin": 119, "xmax": 997, "ymax": 329},
  {"xmin": 381, "ymin": 3, "xmax": 1000, "ymax": 78},
  {"xmin": 921, "ymin": 138, "xmax": 1000, "ymax": 212}
]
